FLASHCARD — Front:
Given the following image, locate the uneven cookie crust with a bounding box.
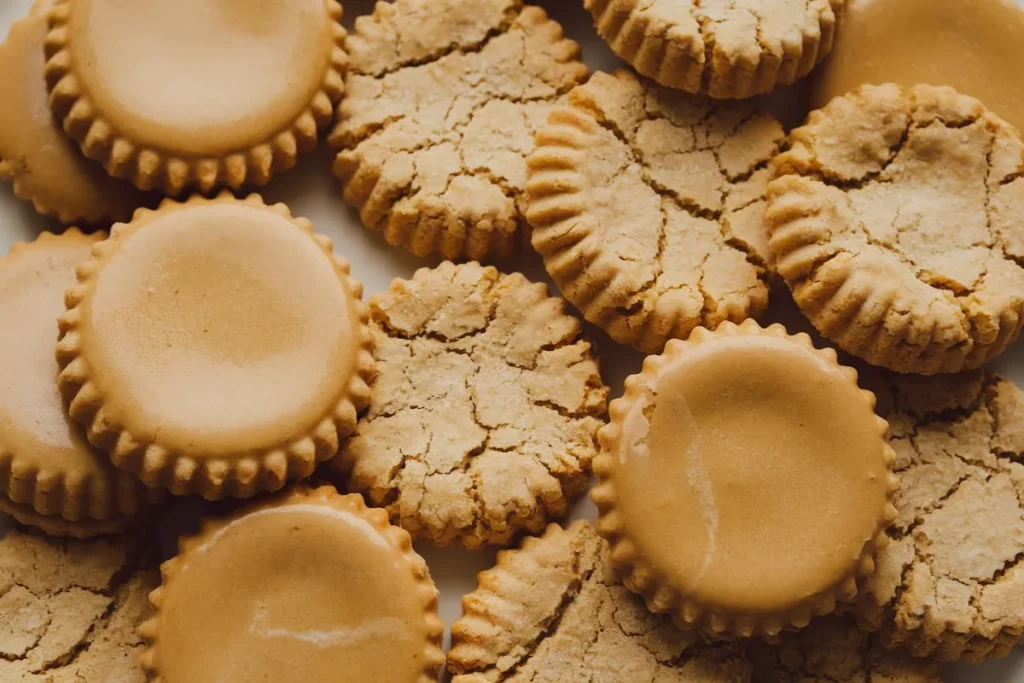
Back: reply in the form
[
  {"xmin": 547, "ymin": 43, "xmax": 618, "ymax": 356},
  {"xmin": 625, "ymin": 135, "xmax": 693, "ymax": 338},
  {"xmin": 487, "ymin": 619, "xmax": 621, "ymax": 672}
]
[
  {"xmin": 0, "ymin": 528, "xmax": 158, "ymax": 682},
  {"xmin": 768, "ymin": 84, "xmax": 1024, "ymax": 375},
  {"xmin": 330, "ymin": 0, "xmax": 587, "ymax": 261},
  {"xmin": 332, "ymin": 262, "xmax": 608, "ymax": 549},
  {"xmin": 855, "ymin": 371, "xmax": 1024, "ymax": 662},
  {"xmin": 527, "ymin": 69, "xmax": 785, "ymax": 354},
  {"xmin": 448, "ymin": 522, "xmax": 752, "ymax": 682}
]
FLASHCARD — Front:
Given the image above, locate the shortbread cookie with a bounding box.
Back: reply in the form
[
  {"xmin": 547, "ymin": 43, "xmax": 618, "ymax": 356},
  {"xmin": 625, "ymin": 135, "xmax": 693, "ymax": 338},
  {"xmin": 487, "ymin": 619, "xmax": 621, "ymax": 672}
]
[
  {"xmin": 855, "ymin": 371, "xmax": 1024, "ymax": 662},
  {"xmin": 448, "ymin": 521, "xmax": 752, "ymax": 682},
  {"xmin": 330, "ymin": 0, "xmax": 587, "ymax": 261},
  {"xmin": 585, "ymin": 0, "xmax": 844, "ymax": 99},
  {"xmin": 0, "ymin": 528, "xmax": 158, "ymax": 682},
  {"xmin": 43, "ymin": 0, "xmax": 347, "ymax": 194},
  {"xmin": 331, "ymin": 262, "xmax": 608, "ymax": 549},
  {"xmin": 527, "ymin": 69, "xmax": 784, "ymax": 354},
  {"xmin": 767, "ymin": 84, "xmax": 1024, "ymax": 375}
]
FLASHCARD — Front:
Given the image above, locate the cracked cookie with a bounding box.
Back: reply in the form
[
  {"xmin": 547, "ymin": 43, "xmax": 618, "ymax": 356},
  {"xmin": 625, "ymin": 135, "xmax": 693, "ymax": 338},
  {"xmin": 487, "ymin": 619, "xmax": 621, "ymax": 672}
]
[
  {"xmin": 0, "ymin": 527, "xmax": 158, "ymax": 682},
  {"xmin": 330, "ymin": 261, "xmax": 608, "ymax": 549},
  {"xmin": 330, "ymin": 0, "xmax": 587, "ymax": 261},
  {"xmin": 43, "ymin": 0, "xmax": 347, "ymax": 195},
  {"xmin": 527, "ymin": 69, "xmax": 784, "ymax": 354},
  {"xmin": 55, "ymin": 193, "xmax": 375, "ymax": 501},
  {"xmin": 592, "ymin": 320, "xmax": 898, "ymax": 639},
  {"xmin": 139, "ymin": 487, "xmax": 445, "ymax": 683},
  {"xmin": 448, "ymin": 521, "xmax": 752, "ymax": 682},
  {"xmin": 585, "ymin": 0, "xmax": 844, "ymax": 99},
  {"xmin": 854, "ymin": 371, "xmax": 1024, "ymax": 662},
  {"xmin": 767, "ymin": 83, "xmax": 1024, "ymax": 375}
]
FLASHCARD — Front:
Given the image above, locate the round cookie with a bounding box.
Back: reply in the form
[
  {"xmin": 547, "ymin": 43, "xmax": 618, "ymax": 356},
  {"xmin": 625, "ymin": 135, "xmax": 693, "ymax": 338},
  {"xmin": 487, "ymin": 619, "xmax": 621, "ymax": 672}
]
[
  {"xmin": 330, "ymin": 261, "xmax": 608, "ymax": 549},
  {"xmin": 43, "ymin": 0, "xmax": 347, "ymax": 195},
  {"xmin": 55, "ymin": 194, "xmax": 375, "ymax": 500},
  {"xmin": 592, "ymin": 320, "xmax": 898, "ymax": 639},
  {"xmin": 448, "ymin": 521, "xmax": 752, "ymax": 682},
  {"xmin": 527, "ymin": 69, "xmax": 784, "ymax": 354},
  {"xmin": 767, "ymin": 83, "xmax": 1024, "ymax": 375},
  {"xmin": 855, "ymin": 371, "xmax": 1024, "ymax": 662},
  {"xmin": 330, "ymin": 0, "xmax": 587, "ymax": 261},
  {"xmin": 585, "ymin": 0, "xmax": 844, "ymax": 99}
]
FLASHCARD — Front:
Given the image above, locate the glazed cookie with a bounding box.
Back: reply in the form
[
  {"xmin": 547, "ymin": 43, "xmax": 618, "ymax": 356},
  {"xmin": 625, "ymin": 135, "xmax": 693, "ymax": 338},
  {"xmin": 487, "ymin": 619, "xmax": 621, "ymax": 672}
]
[
  {"xmin": 330, "ymin": 0, "xmax": 587, "ymax": 261},
  {"xmin": 855, "ymin": 371, "xmax": 1024, "ymax": 662},
  {"xmin": 43, "ymin": 0, "xmax": 347, "ymax": 194},
  {"xmin": 0, "ymin": 528, "xmax": 158, "ymax": 682},
  {"xmin": 330, "ymin": 262, "xmax": 608, "ymax": 549},
  {"xmin": 585, "ymin": 0, "xmax": 844, "ymax": 99},
  {"xmin": 527, "ymin": 69, "xmax": 784, "ymax": 354},
  {"xmin": 768, "ymin": 84, "xmax": 1024, "ymax": 375},
  {"xmin": 448, "ymin": 521, "xmax": 752, "ymax": 682},
  {"xmin": 56, "ymin": 194, "xmax": 374, "ymax": 500}
]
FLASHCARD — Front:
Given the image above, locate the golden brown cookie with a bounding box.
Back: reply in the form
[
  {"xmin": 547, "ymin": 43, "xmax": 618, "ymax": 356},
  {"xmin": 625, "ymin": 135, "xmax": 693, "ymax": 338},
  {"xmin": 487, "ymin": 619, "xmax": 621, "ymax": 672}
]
[
  {"xmin": 330, "ymin": 262, "xmax": 608, "ymax": 549},
  {"xmin": 0, "ymin": 527, "xmax": 158, "ymax": 682},
  {"xmin": 43, "ymin": 0, "xmax": 347, "ymax": 195},
  {"xmin": 855, "ymin": 371, "xmax": 1024, "ymax": 662},
  {"xmin": 55, "ymin": 194, "xmax": 374, "ymax": 500},
  {"xmin": 767, "ymin": 84, "xmax": 1024, "ymax": 375},
  {"xmin": 585, "ymin": 0, "xmax": 844, "ymax": 99},
  {"xmin": 138, "ymin": 487, "xmax": 445, "ymax": 683},
  {"xmin": 592, "ymin": 320, "xmax": 898, "ymax": 639},
  {"xmin": 527, "ymin": 69, "xmax": 784, "ymax": 354},
  {"xmin": 448, "ymin": 521, "xmax": 752, "ymax": 682},
  {"xmin": 330, "ymin": 0, "xmax": 587, "ymax": 261}
]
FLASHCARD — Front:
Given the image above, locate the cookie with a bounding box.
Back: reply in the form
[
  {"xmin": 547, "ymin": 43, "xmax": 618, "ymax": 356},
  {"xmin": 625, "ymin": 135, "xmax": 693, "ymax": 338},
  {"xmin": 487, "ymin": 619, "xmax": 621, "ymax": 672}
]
[
  {"xmin": 855, "ymin": 371, "xmax": 1024, "ymax": 662},
  {"xmin": 585, "ymin": 0, "xmax": 843, "ymax": 99},
  {"xmin": 767, "ymin": 83, "xmax": 1024, "ymax": 375},
  {"xmin": 139, "ymin": 487, "xmax": 445, "ymax": 683},
  {"xmin": 43, "ymin": 0, "xmax": 347, "ymax": 194},
  {"xmin": 55, "ymin": 194, "xmax": 375, "ymax": 500},
  {"xmin": 0, "ymin": 527, "xmax": 158, "ymax": 682},
  {"xmin": 330, "ymin": 0, "xmax": 587, "ymax": 261},
  {"xmin": 527, "ymin": 69, "xmax": 784, "ymax": 354},
  {"xmin": 448, "ymin": 521, "xmax": 752, "ymax": 682},
  {"xmin": 592, "ymin": 320, "xmax": 898, "ymax": 639},
  {"xmin": 330, "ymin": 261, "xmax": 608, "ymax": 549}
]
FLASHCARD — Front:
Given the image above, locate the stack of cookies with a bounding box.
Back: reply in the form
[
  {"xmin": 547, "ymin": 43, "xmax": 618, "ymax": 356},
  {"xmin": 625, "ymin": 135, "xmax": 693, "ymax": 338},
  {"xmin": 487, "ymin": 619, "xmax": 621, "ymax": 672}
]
[{"xmin": 0, "ymin": 1, "xmax": 1021, "ymax": 682}]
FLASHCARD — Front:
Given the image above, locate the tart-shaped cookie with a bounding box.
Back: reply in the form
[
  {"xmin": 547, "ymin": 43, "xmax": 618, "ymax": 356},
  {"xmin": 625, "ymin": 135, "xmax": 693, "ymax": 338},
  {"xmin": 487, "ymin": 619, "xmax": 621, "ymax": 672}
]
[
  {"xmin": 585, "ymin": 0, "xmax": 844, "ymax": 99},
  {"xmin": 330, "ymin": 262, "xmax": 608, "ymax": 549},
  {"xmin": 592, "ymin": 320, "xmax": 898, "ymax": 639},
  {"xmin": 527, "ymin": 70, "xmax": 784, "ymax": 354},
  {"xmin": 767, "ymin": 84, "xmax": 1024, "ymax": 375},
  {"xmin": 55, "ymin": 194, "xmax": 374, "ymax": 500},
  {"xmin": 43, "ymin": 0, "xmax": 347, "ymax": 195},
  {"xmin": 0, "ymin": 231, "xmax": 163, "ymax": 538},
  {"xmin": 330, "ymin": 0, "xmax": 587, "ymax": 261},
  {"xmin": 138, "ymin": 487, "xmax": 445, "ymax": 683},
  {"xmin": 855, "ymin": 371, "xmax": 1024, "ymax": 662},
  {"xmin": 449, "ymin": 521, "xmax": 752, "ymax": 682}
]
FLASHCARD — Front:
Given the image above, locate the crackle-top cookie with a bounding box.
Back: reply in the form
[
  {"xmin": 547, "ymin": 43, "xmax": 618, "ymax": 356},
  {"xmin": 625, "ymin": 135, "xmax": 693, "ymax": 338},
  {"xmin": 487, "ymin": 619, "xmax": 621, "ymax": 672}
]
[
  {"xmin": 586, "ymin": 0, "xmax": 844, "ymax": 99},
  {"xmin": 448, "ymin": 521, "xmax": 752, "ymax": 682},
  {"xmin": 768, "ymin": 84, "xmax": 1024, "ymax": 375},
  {"xmin": 331, "ymin": 262, "xmax": 608, "ymax": 549},
  {"xmin": 528, "ymin": 69, "xmax": 785, "ymax": 354},
  {"xmin": 330, "ymin": 0, "xmax": 587, "ymax": 262}
]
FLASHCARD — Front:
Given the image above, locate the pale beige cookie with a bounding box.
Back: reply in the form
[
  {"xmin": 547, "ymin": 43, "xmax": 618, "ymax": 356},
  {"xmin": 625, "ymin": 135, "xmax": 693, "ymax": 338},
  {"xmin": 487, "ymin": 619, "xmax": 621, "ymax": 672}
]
[
  {"xmin": 585, "ymin": 0, "xmax": 844, "ymax": 99},
  {"xmin": 330, "ymin": 262, "xmax": 608, "ymax": 549},
  {"xmin": 448, "ymin": 521, "xmax": 752, "ymax": 682},
  {"xmin": 767, "ymin": 84, "xmax": 1024, "ymax": 375},
  {"xmin": 330, "ymin": 0, "xmax": 587, "ymax": 261},
  {"xmin": 528, "ymin": 69, "xmax": 784, "ymax": 354},
  {"xmin": 853, "ymin": 371, "xmax": 1024, "ymax": 662},
  {"xmin": 0, "ymin": 528, "xmax": 158, "ymax": 682}
]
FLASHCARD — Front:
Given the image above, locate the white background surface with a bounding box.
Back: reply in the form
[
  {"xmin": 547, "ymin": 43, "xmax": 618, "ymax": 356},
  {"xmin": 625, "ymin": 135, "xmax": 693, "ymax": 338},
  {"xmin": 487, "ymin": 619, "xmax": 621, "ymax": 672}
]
[{"xmin": 0, "ymin": 0, "xmax": 1022, "ymax": 680}]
